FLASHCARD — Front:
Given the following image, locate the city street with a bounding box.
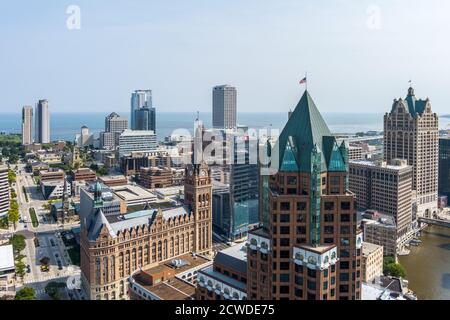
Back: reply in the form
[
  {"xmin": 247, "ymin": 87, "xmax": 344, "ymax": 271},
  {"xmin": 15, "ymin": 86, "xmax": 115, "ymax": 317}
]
[{"xmin": 12, "ymin": 164, "xmax": 82, "ymax": 300}]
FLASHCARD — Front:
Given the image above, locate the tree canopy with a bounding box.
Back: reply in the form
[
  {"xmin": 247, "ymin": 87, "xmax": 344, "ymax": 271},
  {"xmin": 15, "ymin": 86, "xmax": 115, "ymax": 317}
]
[{"xmin": 15, "ymin": 287, "xmax": 36, "ymax": 300}]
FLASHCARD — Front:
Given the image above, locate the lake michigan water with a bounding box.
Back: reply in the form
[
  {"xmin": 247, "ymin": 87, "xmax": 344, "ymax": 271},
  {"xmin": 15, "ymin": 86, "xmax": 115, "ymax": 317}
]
[{"xmin": 1, "ymin": 111, "xmax": 449, "ymax": 142}]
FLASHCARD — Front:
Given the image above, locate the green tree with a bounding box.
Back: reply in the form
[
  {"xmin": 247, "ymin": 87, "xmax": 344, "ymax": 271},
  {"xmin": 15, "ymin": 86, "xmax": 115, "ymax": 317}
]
[
  {"xmin": 7, "ymin": 169, "xmax": 16, "ymax": 184},
  {"xmin": 9, "ymin": 234, "xmax": 26, "ymax": 254},
  {"xmin": 383, "ymin": 256, "xmax": 407, "ymax": 278},
  {"xmin": 15, "ymin": 260, "xmax": 26, "ymax": 278},
  {"xmin": 8, "ymin": 200, "xmax": 19, "ymax": 230},
  {"xmin": 15, "ymin": 287, "xmax": 36, "ymax": 300},
  {"xmin": 45, "ymin": 282, "xmax": 66, "ymax": 300},
  {"xmin": 8, "ymin": 154, "xmax": 19, "ymax": 164}
]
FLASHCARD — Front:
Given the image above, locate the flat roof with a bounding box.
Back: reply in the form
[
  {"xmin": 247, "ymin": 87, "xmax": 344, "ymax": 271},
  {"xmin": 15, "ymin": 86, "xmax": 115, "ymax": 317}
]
[
  {"xmin": 99, "ymin": 175, "xmax": 127, "ymax": 181},
  {"xmin": 0, "ymin": 245, "xmax": 15, "ymax": 272},
  {"xmin": 111, "ymin": 185, "xmax": 156, "ymax": 201},
  {"xmin": 362, "ymin": 242, "xmax": 383, "ymax": 256},
  {"xmin": 133, "ymin": 254, "xmax": 211, "ymax": 300},
  {"xmin": 145, "ymin": 278, "xmax": 196, "ymax": 300},
  {"xmin": 350, "ymin": 160, "xmax": 410, "ymax": 171}
]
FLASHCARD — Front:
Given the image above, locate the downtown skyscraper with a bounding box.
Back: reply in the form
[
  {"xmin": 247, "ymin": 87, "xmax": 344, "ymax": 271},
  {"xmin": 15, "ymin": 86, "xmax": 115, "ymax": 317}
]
[
  {"xmin": 213, "ymin": 85, "xmax": 237, "ymax": 129},
  {"xmin": 21, "ymin": 106, "xmax": 33, "ymax": 145},
  {"xmin": 384, "ymin": 86, "xmax": 439, "ymax": 218},
  {"xmin": 35, "ymin": 99, "xmax": 50, "ymax": 144},
  {"xmin": 130, "ymin": 90, "xmax": 152, "ymax": 130},
  {"xmin": 247, "ymin": 91, "xmax": 362, "ymax": 300}
]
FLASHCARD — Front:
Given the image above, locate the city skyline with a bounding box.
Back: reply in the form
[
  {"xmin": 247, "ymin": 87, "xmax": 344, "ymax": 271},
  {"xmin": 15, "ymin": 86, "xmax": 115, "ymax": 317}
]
[{"xmin": 3, "ymin": 1, "xmax": 450, "ymax": 114}]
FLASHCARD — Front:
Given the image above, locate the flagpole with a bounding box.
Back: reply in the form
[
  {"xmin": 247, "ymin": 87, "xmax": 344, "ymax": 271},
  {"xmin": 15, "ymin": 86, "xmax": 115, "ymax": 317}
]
[{"xmin": 305, "ymin": 72, "xmax": 308, "ymax": 91}]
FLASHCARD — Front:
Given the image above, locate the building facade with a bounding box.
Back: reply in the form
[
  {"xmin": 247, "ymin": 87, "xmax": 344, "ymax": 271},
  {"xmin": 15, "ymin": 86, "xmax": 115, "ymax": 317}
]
[
  {"xmin": 131, "ymin": 90, "xmax": 152, "ymax": 130},
  {"xmin": 384, "ymin": 87, "xmax": 439, "ymax": 217},
  {"xmin": 80, "ymin": 163, "xmax": 212, "ymax": 300},
  {"xmin": 100, "ymin": 112, "xmax": 128, "ymax": 150},
  {"xmin": 0, "ymin": 165, "xmax": 9, "ymax": 217},
  {"xmin": 439, "ymin": 137, "xmax": 450, "ymax": 199},
  {"xmin": 361, "ymin": 242, "xmax": 383, "ymax": 283},
  {"xmin": 135, "ymin": 106, "xmax": 156, "ymax": 133},
  {"xmin": 118, "ymin": 130, "xmax": 157, "ymax": 158},
  {"xmin": 22, "ymin": 106, "xmax": 33, "ymax": 145},
  {"xmin": 35, "ymin": 99, "xmax": 50, "ymax": 144},
  {"xmin": 213, "ymin": 85, "xmax": 237, "ymax": 129},
  {"xmin": 349, "ymin": 159, "xmax": 413, "ymax": 236},
  {"xmin": 120, "ymin": 151, "xmax": 172, "ymax": 176},
  {"xmin": 196, "ymin": 243, "xmax": 248, "ymax": 300},
  {"xmin": 247, "ymin": 91, "xmax": 362, "ymax": 300},
  {"xmin": 362, "ymin": 219, "xmax": 397, "ymax": 257}
]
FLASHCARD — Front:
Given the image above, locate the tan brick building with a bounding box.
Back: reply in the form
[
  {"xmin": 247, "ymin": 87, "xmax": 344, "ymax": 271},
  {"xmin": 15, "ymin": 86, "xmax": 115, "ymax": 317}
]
[
  {"xmin": 80, "ymin": 162, "xmax": 212, "ymax": 300},
  {"xmin": 362, "ymin": 242, "xmax": 383, "ymax": 283},
  {"xmin": 349, "ymin": 159, "xmax": 413, "ymax": 236}
]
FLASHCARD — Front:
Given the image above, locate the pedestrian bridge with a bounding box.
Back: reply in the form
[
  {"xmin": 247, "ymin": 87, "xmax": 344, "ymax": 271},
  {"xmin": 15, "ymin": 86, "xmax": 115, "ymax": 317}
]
[{"xmin": 418, "ymin": 217, "xmax": 450, "ymax": 229}]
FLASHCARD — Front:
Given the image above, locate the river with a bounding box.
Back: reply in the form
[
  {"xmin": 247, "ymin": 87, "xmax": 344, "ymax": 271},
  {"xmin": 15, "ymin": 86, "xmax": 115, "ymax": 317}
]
[{"xmin": 399, "ymin": 226, "xmax": 450, "ymax": 300}]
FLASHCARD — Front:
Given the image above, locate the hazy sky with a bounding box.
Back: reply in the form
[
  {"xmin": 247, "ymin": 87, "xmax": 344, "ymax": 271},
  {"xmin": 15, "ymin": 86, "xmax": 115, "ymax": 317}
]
[{"xmin": 2, "ymin": 0, "xmax": 450, "ymax": 114}]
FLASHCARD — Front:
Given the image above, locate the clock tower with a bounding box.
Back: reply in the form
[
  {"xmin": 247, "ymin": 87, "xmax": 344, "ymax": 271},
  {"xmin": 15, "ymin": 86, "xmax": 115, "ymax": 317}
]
[{"xmin": 184, "ymin": 162, "xmax": 212, "ymax": 255}]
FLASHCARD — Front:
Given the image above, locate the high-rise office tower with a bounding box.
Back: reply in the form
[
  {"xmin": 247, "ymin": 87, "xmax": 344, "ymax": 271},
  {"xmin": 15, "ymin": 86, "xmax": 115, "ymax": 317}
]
[
  {"xmin": 130, "ymin": 90, "xmax": 152, "ymax": 129},
  {"xmin": 211, "ymin": 132, "xmax": 259, "ymax": 240},
  {"xmin": 0, "ymin": 165, "xmax": 9, "ymax": 218},
  {"xmin": 439, "ymin": 137, "xmax": 450, "ymax": 199},
  {"xmin": 349, "ymin": 159, "xmax": 413, "ymax": 237},
  {"xmin": 247, "ymin": 91, "xmax": 362, "ymax": 300},
  {"xmin": 134, "ymin": 106, "xmax": 156, "ymax": 132},
  {"xmin": 213, "ymin": 85, "xmax": 237, "ymax": 129},
  {"xmin": 35, "ymin": 99, "xmax": 50, "ymax": 144},
  {"xmin": 384, "ymin": 87, "xmax": 439, "ymax": 218},
  {"xmin": 21, "ymin": 106, "xmax": 33, "ymax": 145},
  {"xmin": 105, "ymin": 112, "xmax": 128, "ymax": 133},
  {"xmin": 100, "ymin": 112, "xmax": 128, "ymax": 149}
]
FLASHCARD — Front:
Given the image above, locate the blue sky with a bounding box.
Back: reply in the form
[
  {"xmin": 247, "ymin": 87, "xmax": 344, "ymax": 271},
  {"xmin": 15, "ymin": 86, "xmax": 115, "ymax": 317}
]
[{"xmin": 1, "ymin": 0, "xmax": 450, "ymax": 114}]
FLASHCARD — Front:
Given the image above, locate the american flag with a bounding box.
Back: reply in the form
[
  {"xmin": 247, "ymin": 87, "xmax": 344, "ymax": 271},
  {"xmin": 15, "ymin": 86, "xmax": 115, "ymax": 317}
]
[{"xmin": 299, "ymin": 77, "xmax": 307, "ymax": 85}]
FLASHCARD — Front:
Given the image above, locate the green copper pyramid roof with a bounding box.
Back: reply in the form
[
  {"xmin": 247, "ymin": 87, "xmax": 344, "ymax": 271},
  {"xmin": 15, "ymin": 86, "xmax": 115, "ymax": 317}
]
[
  {"xmin": 404, "ymin": 87, "xmax": 428, "ymax": 116},
  {"xmin": 275, "ymin": 90, "xmax": 347, "ymax": 173}
]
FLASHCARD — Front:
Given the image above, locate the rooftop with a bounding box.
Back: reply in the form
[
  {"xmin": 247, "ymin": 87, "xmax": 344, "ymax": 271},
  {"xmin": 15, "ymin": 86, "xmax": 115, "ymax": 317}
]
[
  {"xmin": 350, "ymin": 159, "xmax": 410, "ymax": 171},
  {"xmin": 120, "ymin": 129, "xmax": 156, "ymax": 137},
  {"xmin": 132, "ymin": 253, "xmax": 211, "ymax": 300},
  {"xmin": 107, "ymin": 205, "xmax": 190, "ymax": 234},
  {"xmin": 110, "ymin": 184, "xmax": 156, "ymax": 202},
  {"xmin": 0, "ymin": 245, "xmax": 15, "ymax": 272},
  {"xmin": 362, "ymin": 242, "xmax": 383, "ymax": 257},
  {"xmin": 214, "ymin": 243, "xmax": 247, "ymax": 274}
]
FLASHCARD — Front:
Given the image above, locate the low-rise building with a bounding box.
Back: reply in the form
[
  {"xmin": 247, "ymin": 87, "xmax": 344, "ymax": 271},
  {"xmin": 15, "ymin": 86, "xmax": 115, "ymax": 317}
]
[
  {"xmin": 110, "ymin": 184, "xmax": 157, "ymax": 207},
  {"xmin": 363, "ymin": 219, "xmax": 397, "ymax": 257},
  {"xmin": 362, "ymin": 276, "xmax": 416, "ymax": 300},
  {"xmin": 0, "ymin": 244, "xmax": 16, "ymax": 298},
  {"xmin": 39, "ymin": 169, "xmax": 65, "ymax": 182},
  {"xmin": 72, "ymin": 168, "xmax": 97, "ymax": 182},
  {"xmin": 196, "ymin": 243, "xmax": 248, "ymax": 300},
  {"xmin": 362, "ymin": 242, "xmax": 384, "ymax": 283},
  {"xmin": 98, "ymin": 175, "xmax": 128, "ymax": 187},
  {"xmin": 129, "ymin": 253, "xmax": 212, "ymax": 300},
  {"xmin": 41, "ymin": 179, "xmax": 71, "ymax": 200},
  {"xmin": 139, "ymin": 167, "xmax": 174, "ymax": 189},
  {"xmin": 121, "ymin": 151, "xmax": 172, "ymax": 176}
]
